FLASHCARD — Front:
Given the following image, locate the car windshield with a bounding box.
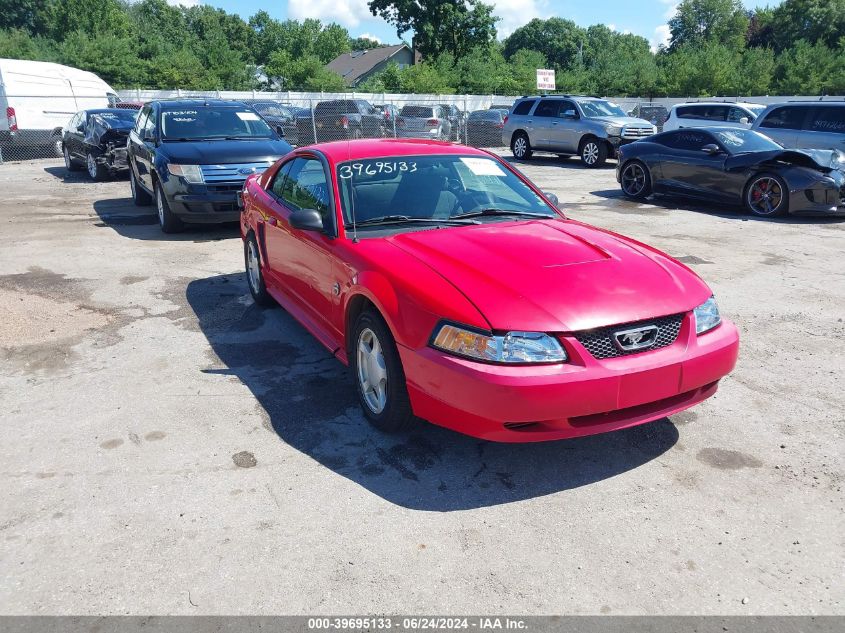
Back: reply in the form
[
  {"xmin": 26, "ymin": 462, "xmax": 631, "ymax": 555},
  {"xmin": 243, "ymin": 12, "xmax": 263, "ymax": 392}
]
[
  {"xmin": 714, "ymin": 129, "xmax": 782, "ymax": 153},
  {"xmin": 335, "ymin": 154, "xmax": 558, "ymax": 230},
  {"xmin": 93, "ymin": 111, "xmax": 137, "ymax": 127},
  {"xmin": 578, "ymin": 100, "xmax": 628, "ymax": 118},
  {"xmin": 160, "ymin": 107, "xmax": 274, "ymax": 140}
]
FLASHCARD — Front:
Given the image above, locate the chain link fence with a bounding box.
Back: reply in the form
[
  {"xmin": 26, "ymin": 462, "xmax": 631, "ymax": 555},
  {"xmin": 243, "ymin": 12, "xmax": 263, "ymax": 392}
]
[{"xmin": 2, "ymin": 90, "xmax": 841, "ymax": 164}]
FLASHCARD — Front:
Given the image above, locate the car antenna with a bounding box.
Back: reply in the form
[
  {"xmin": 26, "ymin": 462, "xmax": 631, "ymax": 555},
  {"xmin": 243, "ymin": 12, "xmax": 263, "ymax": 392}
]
[{"xmin": 347, "ymin": 134, "xmax": 359, "ymax": 243}]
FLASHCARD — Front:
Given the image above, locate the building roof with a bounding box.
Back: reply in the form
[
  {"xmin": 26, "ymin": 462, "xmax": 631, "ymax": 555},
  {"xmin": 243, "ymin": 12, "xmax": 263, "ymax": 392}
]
[{"xmin": 326, "ymin": 44, "xmax": 411, "ymax": 86}]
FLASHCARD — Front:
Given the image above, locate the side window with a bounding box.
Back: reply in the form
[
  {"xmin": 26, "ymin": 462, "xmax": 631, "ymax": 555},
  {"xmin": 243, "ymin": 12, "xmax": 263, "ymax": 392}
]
[
  {"xmin": 663, "ymin": 130, "xmax": 713, "ymax": 151},
  {"xmin": 558, "ymin": 100, "xmax": 577, "ymax": 118},
  {"xmin": 279, "ymin": 157, "xmax": 331, "ymax": 220},
  {"xmin": 676, "ymin": 106, "xmax": 701, "ymax": 119},
  {"xmin": 270, "ymin": 160, "xmax": 295, "ymax": 199},
  {"xmin": 728, "ymin": 107, "xmax": 751, "ymax": 123},
  {"xmin": 760, "ymin": 106, "xmax": 810, "ymax": 130},
  {"xmin": 808, "ymin": 107, "xmax": 845, "ymax": 133},
  {"xmin": 512, "ymin": 100, "xmax": 535, "ymax": 116},
  {"xmin": 705, "ymin": 106, "xmax": 729, "ymax": 121},
  {"xmin": 134, "ymin": 108, "xmax": 150, "ymax": 135},
  {"xmin": 533, "ymin": 100, "xmax": 560, "ymax": 118}
]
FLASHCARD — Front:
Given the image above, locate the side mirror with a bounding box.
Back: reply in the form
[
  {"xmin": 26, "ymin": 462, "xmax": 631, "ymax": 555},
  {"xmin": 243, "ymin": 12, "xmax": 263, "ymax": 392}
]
[
  {"xmin": 275, "ymin": 125, "xmax": 286, "ymax": 138},
  {"xmin": 562, "ymin": 110, "xmax": 578, "ymax": 119},
  {"xmin": 739, "ymin": 117, "xmax": 749, "ymax": 125},
  {"xmin": 544, "ymin": 192, "xmax": 560, "ymax": 207},
  {"xmin": 702, "ymin": 144, "xmax": 722, "ymax": 156},
  {"xmin": 289, "ymin": 208, "xmax": 324, "ymax": 232}
]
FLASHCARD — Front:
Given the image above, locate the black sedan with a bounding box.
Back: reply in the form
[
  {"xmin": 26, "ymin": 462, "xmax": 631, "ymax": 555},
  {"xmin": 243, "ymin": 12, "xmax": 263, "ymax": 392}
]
[
  {"xmin": 62, "ymin": 108, "xmax": 137, "ymax": 180},
  {"xmin": 617, "ymin": 127, "xmax": 845, "ymax": 217}
]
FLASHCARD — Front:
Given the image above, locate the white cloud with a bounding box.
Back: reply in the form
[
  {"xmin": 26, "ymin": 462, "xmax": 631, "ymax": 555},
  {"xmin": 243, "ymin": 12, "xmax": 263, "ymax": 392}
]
[
  {"xmin": 651, "ymin": 24, "xmax": 672, "ymax": 52},
  {"xmin": 660, "ymin": 0, "xmax": 679, "ymax": 20},
  {"xmin": 489, "ymin": 0, "xmax": 551, "ymax": 38},
  {"xmin": 356, "ymin": 33, "xmax": 382, "ymax": 44},
  {"xmin": 288, "ymin": 0, "xmax": 376, "ymax": 28}
]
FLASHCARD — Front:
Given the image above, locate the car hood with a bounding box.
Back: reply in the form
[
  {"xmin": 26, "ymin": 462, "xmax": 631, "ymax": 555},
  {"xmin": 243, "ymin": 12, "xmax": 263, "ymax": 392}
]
[
  {"xmin": 157, "ymin": 139, "xmax": 293, "ymax": 164},
  {"xmin": 387, "ymin": 220, "xmax": 711, "ymax": 332},
  {"xmin": 758, "ymin": 148, "xmax": 845, "ymax": 172},
  {"xmin": 591, "ymin": 116, "xmax": 655, "ymax": 128}
]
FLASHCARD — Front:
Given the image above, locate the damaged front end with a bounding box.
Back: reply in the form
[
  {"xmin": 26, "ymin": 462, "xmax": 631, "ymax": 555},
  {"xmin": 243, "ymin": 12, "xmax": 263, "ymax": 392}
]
[
  {"xmin": 84, "ymin": 117, "xmax": 131, "ymax": 173},
  {"xmin": 766, "ymin": 149, "xmax": 845, "ymax": 215}
]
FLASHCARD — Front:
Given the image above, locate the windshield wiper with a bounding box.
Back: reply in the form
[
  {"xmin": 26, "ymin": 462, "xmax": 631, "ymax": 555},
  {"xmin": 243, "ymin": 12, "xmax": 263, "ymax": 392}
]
[
  {"xmin": 346, "ymin": 215, "xmax": 478, "ymax": 228},
  {"xmin": 452, "ymin": 208, "xmax": 554, "ymax": 220}
]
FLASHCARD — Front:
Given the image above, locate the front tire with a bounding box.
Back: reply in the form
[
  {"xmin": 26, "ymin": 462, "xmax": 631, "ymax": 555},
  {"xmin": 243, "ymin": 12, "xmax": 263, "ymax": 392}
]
[
  {"xmin": 244, "ymin": 234, "xmax": 274, "ymax": 307},
  {"xmin": 351, "ymin": 309, "xmax": 413, "ymax": 434},
  {"xmin": 745, "ymin": 173, "xmax": 789, "ymax": 217},
  {"xmin": 155, "ymin": 181, "xmax": 184, "ymax": 233},
  {"xmin": 620, "ymin": 160, "xmax": 652, "ymax": 199},
  {"xmin": 129, "ymin": 167, "xmax": 152, "ymax": 206},
  {"xmin": 580, "ymin": 137, "xmax": 608, "ymax": 168},
  {"xmin": 511, "ymin": 132, "xmax": 532, "ymax": 160},
  {"xmin": 86, "ymin": 152, "xmax": 108, "ymax": 181}
]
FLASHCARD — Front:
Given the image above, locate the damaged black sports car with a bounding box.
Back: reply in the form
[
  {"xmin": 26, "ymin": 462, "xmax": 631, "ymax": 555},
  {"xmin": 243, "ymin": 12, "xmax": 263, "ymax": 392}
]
[
  {"xmin": 62, "ymin": 109, "xmax": 138, "ymax": 181},
  {"xmin": 617, "ymin": 127, "xmax": 845, "ymax": 217}
]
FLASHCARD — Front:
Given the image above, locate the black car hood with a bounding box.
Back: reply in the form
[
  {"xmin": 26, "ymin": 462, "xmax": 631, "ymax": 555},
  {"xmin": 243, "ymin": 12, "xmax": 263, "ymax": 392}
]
[
  {"xmin": 751, "ymin": 148, "xmax": 844, "ymax": 172},
  {"xmin": 156, "ymin": 139, "xmax": 293, "ymax": 164}
]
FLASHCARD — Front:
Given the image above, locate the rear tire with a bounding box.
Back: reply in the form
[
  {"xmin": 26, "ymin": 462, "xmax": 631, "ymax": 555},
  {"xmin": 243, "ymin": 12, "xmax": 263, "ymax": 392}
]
[
  {"xmin": 351, "ymin": 309, "xmax": 414, "ymax": 434},
  {"xmin": 63, "ymin": 145, "xmax": 82, "ymax": 171},
  {"xmin": 511, "ymin": 132, "xmax": 533, "ymax": 160},
  {"xmin": 155, "ymin": 181, "xmax": 184, "ymax": 233},
  {"xmin": 129, "ymin": 167, "xmax": 152, "ymax": 206},
  {"xmin": 745, "ymin": 173, "xmax": 789, "ymax": 217},
  {"xmin": 580, "ymin": 137, "xmax": 608, "ymax": 168}
]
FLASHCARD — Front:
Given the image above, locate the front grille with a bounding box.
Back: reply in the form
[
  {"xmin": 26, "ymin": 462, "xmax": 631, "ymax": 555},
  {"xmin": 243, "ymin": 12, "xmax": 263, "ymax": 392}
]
[
  {"xmin": 200, "ymin": 162, "xmax": 271, "ymax": 183},
  {"xmin": 206, "ymin": 183, "xmax": 243, "ymax": 194},
  {"xmin": 573, "ymin": 314, "xmax": 684, "ymax": 360},
  {"xmin": 622, "ymin": 126, "xmax": 655, "ymax": 139}
]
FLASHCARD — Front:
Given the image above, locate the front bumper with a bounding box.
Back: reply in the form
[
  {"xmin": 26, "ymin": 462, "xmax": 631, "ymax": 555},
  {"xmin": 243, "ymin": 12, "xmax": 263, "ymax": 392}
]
[
  {"xmin": 789, "ymin": 178, "xmax": 845, "ymax": 216},
  {"xmin": 160, "ymin": 176, "xmax": 241, "ymax": 223},
  {"xmin": 400, "ymin": 313, "xmax": 739, "ymax": 442}
]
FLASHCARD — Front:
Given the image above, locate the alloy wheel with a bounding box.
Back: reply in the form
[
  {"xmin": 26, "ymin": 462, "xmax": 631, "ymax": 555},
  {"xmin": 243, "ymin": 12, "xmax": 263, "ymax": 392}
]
[
  {"xmin": 87, "ymin": 154, "xmax": 97, "ymax": 179},
  {"xmin": 130, "ymin": 172, "xmax": 136, "ymax": 198},
  {"xmin": 621, "ymin": 163, "xmax": 647, "ymax": 196},
  {"xmin": 63, "ymin": 146, "xmax": 71, "ymax": 170},
  {"xmin": 246, "ymin": 240, "xmax": 261, "ymax": 294},
  {"xmin": 156, "ymin": 188, "xmax": 165, "ymax": 226},
  {"xmin": 583, "ymin": 142, "xmax": 600, "ymax": 165},
  {"xmin": 513, "ymin": 136, "xmax": 527, "ymax": 158},
  {"xmin": 357, "ymin": 327, "xmax": 388, "ymax": 414},
  {"xmin": 748, "ymin": 177, "xmax": 783, "ymax": 215}
]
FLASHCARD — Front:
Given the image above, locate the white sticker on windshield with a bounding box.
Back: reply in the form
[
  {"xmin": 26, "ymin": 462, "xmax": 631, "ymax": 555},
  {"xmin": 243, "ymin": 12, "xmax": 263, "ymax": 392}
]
[
  {"xmin": 460, "ymin": 157, "xmax": 506, "ymax": 177},
  {"xmin": 236, "ymin": 112, "xmax": 261, "ymax": 121}
]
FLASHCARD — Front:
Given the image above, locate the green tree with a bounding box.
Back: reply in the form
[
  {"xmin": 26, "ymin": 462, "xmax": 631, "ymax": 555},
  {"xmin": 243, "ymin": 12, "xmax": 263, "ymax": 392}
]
[
  {"xmin": 735, "ymin": 47, "xmax": 775, "ymax": 94},
  {"xmin": 776, "ymin": 40, "xmax": 845, "ymax": 94},
  {"xmin": 0, "ymin": 0, "xmax": 54, "ymax": 34},
  {"xmin": 0, "ymin": 27, "xmax": 57, "ymax": 60},
  {"xmin": 771, "ymin": 0, "xmax": 845, "ymax": 50},
  {"xmin": 367, "ymin": 0, "xmax": 498, "ymax": 60},
  {"xmin": 265, "ymin": 49, "xmax": 346, "ymax": 91},
  {"xmin": 349, "ymin": 37, "xmax": 385, "ymax": 51},
  {"xmin": 668, "ymin": 0, "xmax": 748, "ymax": 52},
  {"xmin": 51, "ymin": 0, "xmax": 132, "ymax": 39},
  {"xmin": 502, "ymin": 18, "xmax": 584, "ymax": 71},
  {"xmin": 59, "ymin": 30, "xmax": 143, "ymax": 87}
]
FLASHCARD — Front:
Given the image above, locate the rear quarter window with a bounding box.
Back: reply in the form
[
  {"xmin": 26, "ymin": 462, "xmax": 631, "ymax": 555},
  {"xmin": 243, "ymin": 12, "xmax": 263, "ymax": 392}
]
[{"xmin": 808, "ymin": 107, "xmax": 845, "ymax": 133}]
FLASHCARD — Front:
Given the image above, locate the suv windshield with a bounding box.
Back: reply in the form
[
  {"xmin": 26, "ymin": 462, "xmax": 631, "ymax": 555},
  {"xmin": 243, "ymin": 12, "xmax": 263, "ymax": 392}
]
[
  {"xmin": 578, "ymin": 100, "xmax": 628, "ymax": 118},
  {"xmin": 335, "ymin": 154, "xmax": 558, "ymax": 229},
  {"xmin": 714, "ymin": 129, "xmax": 782, "ymax": 153},
  {"xmin": 160, "ymin": 107, "xmax": 274, "ymax": 140}
]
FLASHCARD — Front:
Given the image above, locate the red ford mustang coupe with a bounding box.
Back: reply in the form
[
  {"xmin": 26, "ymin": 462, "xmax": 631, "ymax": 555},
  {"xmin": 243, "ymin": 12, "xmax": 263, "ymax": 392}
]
[{"xmin": 240, "ymin": 139, "xmax": 739, "ymax": 442}]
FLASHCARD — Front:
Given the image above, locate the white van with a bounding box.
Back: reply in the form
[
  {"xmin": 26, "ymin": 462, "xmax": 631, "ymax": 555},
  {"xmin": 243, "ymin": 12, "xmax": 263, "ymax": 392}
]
[
  {"xmin": 0, "ymin": 58, "xmax": 118, "ymax": 156},
  {"xmin": 663, "ymin": 101, "xmax": 767, "ymax": 132}
]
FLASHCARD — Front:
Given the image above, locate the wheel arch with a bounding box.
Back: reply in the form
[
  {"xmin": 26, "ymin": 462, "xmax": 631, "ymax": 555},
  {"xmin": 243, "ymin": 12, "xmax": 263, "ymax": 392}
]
[{"xmin": 343, "ymin": 279, "xmax": 400, "ymax": 363}]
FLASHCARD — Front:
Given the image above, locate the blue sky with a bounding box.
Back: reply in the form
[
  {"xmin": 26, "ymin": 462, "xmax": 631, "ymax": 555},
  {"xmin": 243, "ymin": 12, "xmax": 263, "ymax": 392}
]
[{"xmin": 182, "ymin": 0, "xmax": 779, "ymax": 52}]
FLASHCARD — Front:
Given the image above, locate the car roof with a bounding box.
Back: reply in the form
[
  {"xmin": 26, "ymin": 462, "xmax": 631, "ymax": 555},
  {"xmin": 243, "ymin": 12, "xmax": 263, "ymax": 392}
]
[
  {"xmin": 303, "ymin": 139, "xmax": 492, "ymax": 162},
  {"xmin": 672, "ymin": 101, "xmax": 763, "ymax": 108},
  {"xmin": 152, "ymin": 99, "xmax": 249, "ymax": 109},
  {"xmin": 85, "ymin": 108, "xmax": 134, "ymax": 115}
]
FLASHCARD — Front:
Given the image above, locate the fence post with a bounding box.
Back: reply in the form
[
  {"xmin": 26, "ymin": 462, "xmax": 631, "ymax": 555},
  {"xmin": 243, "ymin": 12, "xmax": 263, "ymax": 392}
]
[{"xmin": 310, "ymin": 98, "xmax": 318, "ymax": 145}]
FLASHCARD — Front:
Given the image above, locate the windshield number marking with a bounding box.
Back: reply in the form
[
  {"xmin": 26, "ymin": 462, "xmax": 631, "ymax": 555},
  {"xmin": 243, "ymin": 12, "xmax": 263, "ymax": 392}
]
[{"xmin": 339, "ymin": 161, "xmax": 417, "ymax": 179}]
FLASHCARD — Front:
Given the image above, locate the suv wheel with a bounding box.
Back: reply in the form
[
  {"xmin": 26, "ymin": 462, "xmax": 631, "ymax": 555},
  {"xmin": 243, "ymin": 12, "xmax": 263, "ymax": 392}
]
[
  {"xmin": 511, "ymin": 132, "xmax": 533, "ymax": 160},
  {"xmin": 155, "ymin": 181, "xmax": 184, "ymax": 233},
  {"xmin": 580, "ymin": 138, "xmax": 607, "ymax": 168},
  {"xmin": 129, "ymin": 167, "xmax": 152, "ymax": 206}
]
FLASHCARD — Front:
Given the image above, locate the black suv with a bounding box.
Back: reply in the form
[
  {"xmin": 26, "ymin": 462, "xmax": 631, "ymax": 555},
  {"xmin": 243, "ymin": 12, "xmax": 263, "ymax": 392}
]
[{"xmin": 127, "ymin": 100, "xmax": 293, "ymax": 232}]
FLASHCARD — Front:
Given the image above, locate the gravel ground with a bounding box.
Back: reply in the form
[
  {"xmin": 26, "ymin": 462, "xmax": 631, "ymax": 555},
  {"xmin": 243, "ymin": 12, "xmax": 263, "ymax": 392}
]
[{"xmin": 0, "ymin": 155, "xmax": 842, "ymax": 615}]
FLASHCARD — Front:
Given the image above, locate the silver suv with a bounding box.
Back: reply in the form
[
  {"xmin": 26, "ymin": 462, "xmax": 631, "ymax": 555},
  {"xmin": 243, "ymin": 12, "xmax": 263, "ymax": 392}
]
[
  {"xmin": 503, "ymin": 96, "xmax": 657, "ymax": 167},
  {"xmin": 751, "ymin": 102, "xmax": 845, "ymax": 151}
]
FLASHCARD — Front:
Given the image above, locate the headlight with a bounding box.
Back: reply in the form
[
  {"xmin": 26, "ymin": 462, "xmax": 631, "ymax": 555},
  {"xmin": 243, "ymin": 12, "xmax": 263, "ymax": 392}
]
[
  {"xmin": 694, "ymin": 296, "xmax": 721, "ymax": 335},
  {"xmin": 605, "ymin": 125, "xmax": 622, "ymax": 136},
  {"xmin": 431, "ymin": 324, "xmax": 567, "ymax": 364},
  {"xmin": 168, "ymin": 164, "xmax": 204, "ymax": 184}
]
